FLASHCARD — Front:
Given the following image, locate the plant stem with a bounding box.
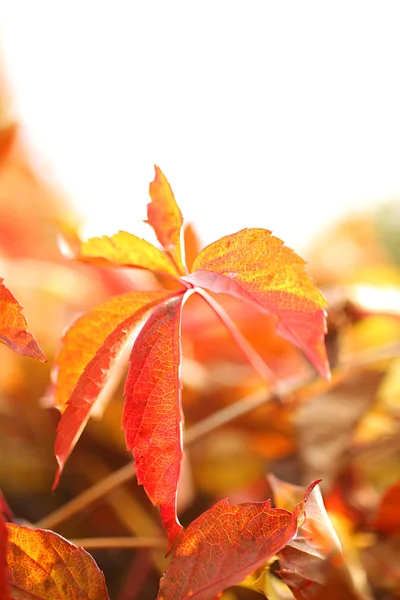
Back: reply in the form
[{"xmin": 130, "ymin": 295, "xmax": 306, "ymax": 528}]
[
  {"xmin": 195, "ymin": 288, "xmax": 276, "ymax": 383},
  {"xmin": 35, "ymin": 339, "xmax": 400, "ymax": 531},
  {"xmin": 69, "ymin": 536, "xmax": 166, "ymax": 550}
]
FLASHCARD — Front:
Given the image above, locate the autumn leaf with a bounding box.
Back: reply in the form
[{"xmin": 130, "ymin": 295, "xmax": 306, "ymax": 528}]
[
  {"xmin": 0, "ymin": 278, "xmax": 46, "ymax": 362},
  {"xmin": 0, "ymin": 514, "xmax": 10, "ymax": 600},
  {"xmin": 79, "ymin": 230, "xmax": 181, "ymax": 278},
  {"xmin": 268, "ymin": 475, "xmax": 348, "ymax": 600},
  {"xmin": 157, "ymin": 481, "xmax": 318, "ymax": 600},
  {"xmin": 52, "ymin": 166, "xmax": 329, "ymax": 551},
  {"xmin": 123, "ymin": 292, "xmax": 192, "ymax": 551},
  {"xmin": 147, "ymin": 165, "xmax": 186, "ymax": 275},
  {"xmin": 53, "ymin": 290, "xmax": 172, "ymax": 412},
  {"xmin": 53, "ymin": 290, "xmax": 174, "ymax": 485},
  {"xmin": 5, "ymin": 523, "xmax": 109, "ymax": 599},
  {"xmin": 183, "ymin": 228, "xmax": 329, "ymax": 378}
]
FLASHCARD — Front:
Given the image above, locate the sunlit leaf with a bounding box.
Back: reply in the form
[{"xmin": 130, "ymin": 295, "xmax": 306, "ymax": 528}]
[
  {"xmin": 53, "ymin": 290, "xmax": 172, "ymax": 412},
  {"xmin": 183, "ymin": 223, "xmax": 202, "ymax": 272},
  {"xmin": 147, "ymin": 165, "xmax": 186, "ymax": 275},
  {"xmin": 157, "ymin": 481, "xmax": 318, "ymax": 600},
  {"xmin": 123, "ymin": 293, "xmax": 191, "ymax": 551},
  {"xmin": 0, "ymin": 278, "xmax": 46, "ymax": 362},
  {"xmin": 183, "ymin": 228, "xmax": 329, "ymax": 378},
  {"xmin": 269, "ymin": 476, "xmax": 349, "ymax": 600},
  {"xmin": 5, "ymin": 523, "xmax": 109, "ymax": 599},
  {"xmin": 53, "ymin": 292, "xmax": 174, "ymax": 488},
  {"xmin": 80, "ymin": 230, "xmax": 180, "ymax": 278}
]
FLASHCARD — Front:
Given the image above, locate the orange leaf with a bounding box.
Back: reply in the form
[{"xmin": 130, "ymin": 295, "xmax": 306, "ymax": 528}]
[
  {"xmin": 0, "ymin": 278, "xmax": 46, "ymax": 362},
  {"xmin": 269, "ymin": 475, "xmax": 345, "ymax": 600},
  {"xmin": 183, "ymin": 228, "xmax": 330, "ymax": 378},
  {"xmin": 0, "ymin": 515, "xmax": 10, "ymax": 600},
  {"xmin": 123, "ymin": 293, "xmax": 192, "ymax": 551},
  {"xmin": 53, "ymin": 290, "xmax": 172, "ymax": 413},
  {"xmin": 147, "ymin": 165, "xmax": 186, "ymax": 275},
  {"xmin": 80, "ymin": 230, "xmax": 180, "ymax": 278},
  {"xmin": 157, "ymin": 481, "xmax": 318, "ymax": 600},
  {"xmin": 53, "ymin": 292, "xmax": 175, "ymax": 488},
  {"xmin": 5, "ymin": 523, "xmax": 109, "ymax": 599}
]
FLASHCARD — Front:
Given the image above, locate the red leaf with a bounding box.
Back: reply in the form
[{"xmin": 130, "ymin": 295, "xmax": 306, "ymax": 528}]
[
  {"xmin": 5, "ymin": 523, "xmax": 109, "ymax": 599},
  {"xmin": 269, "ymin": 476, "xmax": 345, "ymax": 600},
  {"xmin": 157, "ymin": 482, "xmax": 317, "ymax": 600},
  {"xmin": 0, "ymin": 278, "xmax": 46, "ymax": 362},
  {"xmin": 79, "ymin": 230, "xmax": 181, "ymax": 278},
  {"xmin": 123, "ymin": 292, "xmax": 192, "ymax": 551},
  {"xmin": 183, "ymin": 228, "xmax": 330, "ymax": 378},
  {"xmin": 147, "ymin": 165, "xmax": 186, "ymax": 275},
  {"xmin": 0, "ymin": 514, "xmax": 10, "ymax": 600},
  {"xmin": 53, "ymin": 291, "xmax": 174, "ymax": 487},
  {"xmin": 53, "ymin": 291, "xmax": 171, "ymax": 412}
]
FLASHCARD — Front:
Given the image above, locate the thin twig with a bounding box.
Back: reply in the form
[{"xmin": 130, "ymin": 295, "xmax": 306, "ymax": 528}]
[
  {"xmin": 69, "ymin": 536, "xmax": 166, "ymax": 550},
  {"xmin": 35, "ymin": 462, "xmax": 135, "ymax": 530},
  {"xmin": 35, "ymin": 339, "xmax": 400, "ymax": 531}
]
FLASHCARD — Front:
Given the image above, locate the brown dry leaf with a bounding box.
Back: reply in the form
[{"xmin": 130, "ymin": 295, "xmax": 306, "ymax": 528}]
[{"xmin": 294, "ymin": 371, "xmax": 382, "ymax": 489}]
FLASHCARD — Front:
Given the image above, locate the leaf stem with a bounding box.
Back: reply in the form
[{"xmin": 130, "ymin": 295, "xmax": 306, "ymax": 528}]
[
  {"xmin": 70, "ymin": 536, "xmax": 166, "ymax": 550},
  {"xmin": 35, "ymin": 340, "xmax": 400, "ymax": 532},
  {"xmin": 195, "ymin": 288, "xmax": 276, "ymax": 383}
]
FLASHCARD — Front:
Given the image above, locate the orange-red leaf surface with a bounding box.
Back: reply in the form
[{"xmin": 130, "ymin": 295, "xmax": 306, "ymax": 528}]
[
  {"xmin": 53, "ymin": 291, "xmax": 174, "ymax": 487},
  {"xmin": 123, "ymin": 293, "xmax": 191, "ymax": 551},
  {"xmin": 0, "ymin": 515, "xmax": 10, "ymax": 600},
  {"xmin": 80, "ymin": 230, "xmax": 180, "ymax": 278},
  {"xmin": 0, "ymin": 278, "xmax": 46, "ymax": 362},
  {"xmin": 183, "ymin": 228, "xmax": 330, "ymax": 378},
  {"xmin": 157, "ymin": 482, "xmax": 317, "ymax": 600},
  {"xmin": 148, "ymin": 166, "xmax": 186, "ymax": 275},
  {"xmin": 53, "ymin": 290, "xmax": 172, "ymax": 413},
  {"xmin": 5, "ymin": 523, "xmax": 109, "ymax": 599},
  {"xmin": 269, "ymin": 475, "xmax": 344, "ymax": 600}
]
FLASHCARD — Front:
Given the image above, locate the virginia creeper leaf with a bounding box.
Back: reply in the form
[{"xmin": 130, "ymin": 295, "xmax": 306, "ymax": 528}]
[
  {"xmin": 53, "ymin": 290, "xmax": 171, "ymax": 412},
  {"xmin": 5, "ymin": 523, "xmax": 109, "ymax": 599},
  {"xmin": 183, "ymin": 228, "xmax": 329, "ymax": 378},
  {"xmin": 147, "ymin": 165, "xmax": 186, "ymax": 275},
  {"xmin": 157, "ymin": 481, "xmax": 318, "ymax": 600},
  {"xmin": 0, "ymin": 278, "xmax": 46, "ymax": 362},
  {"xmin": 80, "ymin": 230, "xmax": 180, "ymax": 278},
  {"xmin": 123, "ymin": 292, "xmax": 191, "ymax": 551},
  {"xmin": 269, "ymin": 475, "xmax": 345, "ymax": 600},
  {"xmin": 53, "ymin": 291, "xmax": 174, "ymax": 487},
  {"xmin": 0, "ymin": 515, "xmax": 10, "ymax": 600}
]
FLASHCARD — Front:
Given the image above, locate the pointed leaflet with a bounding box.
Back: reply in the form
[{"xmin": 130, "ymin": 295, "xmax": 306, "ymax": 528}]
[
  {"xmin": 0, "ymin": 515, "xmax": 10, "ymax": 600},
  {"xmin": 5, "ymin": 523, "xmax": 109, "ymax": 599},
  {"xmin": 147, "ymin": 165, "xmax": 186, "ymax": 274},
  {"xmin": 123, "ymin": 293, "xmax": 192, "ymax": 550},
  {"xmin": 80, "ymin": 230, "xmax": 180, "ymax": 278},
  {"xmin": 0, "ymin": 278, "xmax": 46, "ymax": 362},
  {"xmin": 157, "ymin": 481, "xmax": 318, "ymax": 600},
  {"xmin": 183, "ymin": 228, "xmax": 330, "ymax": 378},
  {"xmin": 53, "ymin": 291, "xmax": 175, "ymax": 487},
  {"xmin": 53, "ymin": 290, "xmax": 172, "ymax": 412},
  {"xmin": 269, "ymin": 475, "xmax": 345, "ymax": 600}
]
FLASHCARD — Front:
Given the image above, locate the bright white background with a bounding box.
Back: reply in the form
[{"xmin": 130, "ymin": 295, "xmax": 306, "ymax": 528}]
[{"xmin": 1, "ymin": 2, "xmax": 400, "ymax": 253}]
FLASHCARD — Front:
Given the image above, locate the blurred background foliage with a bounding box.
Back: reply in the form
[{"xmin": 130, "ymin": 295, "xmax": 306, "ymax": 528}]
[{"xmin": 1, "ymin": 55, "xmax": 400, "ymax": 600}]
